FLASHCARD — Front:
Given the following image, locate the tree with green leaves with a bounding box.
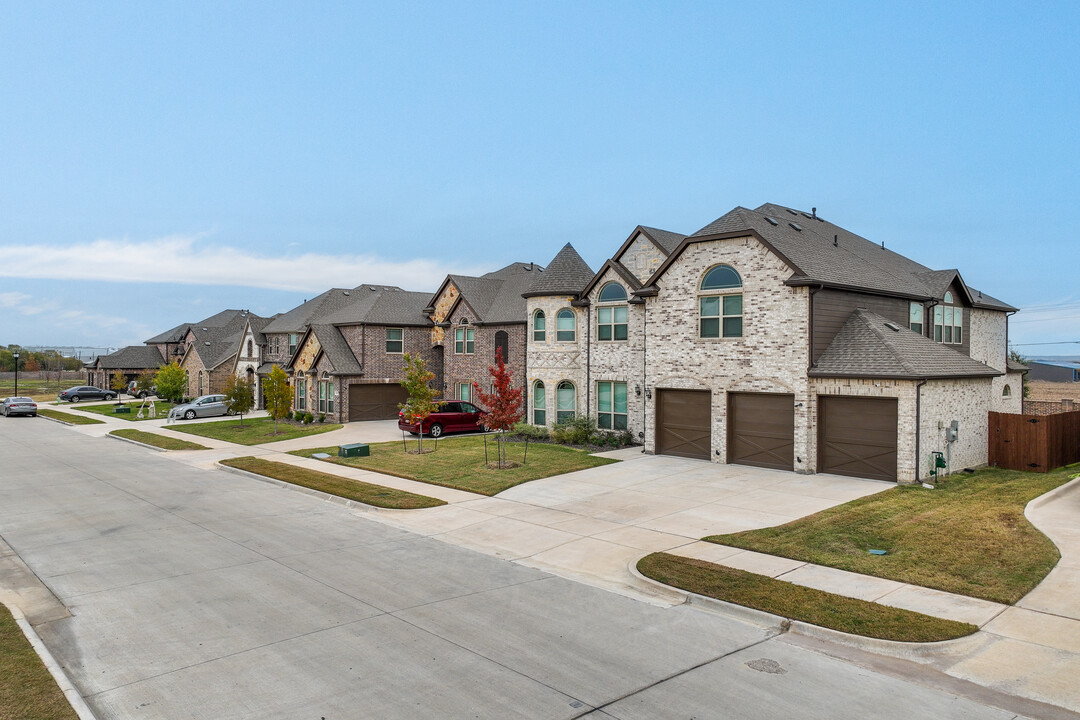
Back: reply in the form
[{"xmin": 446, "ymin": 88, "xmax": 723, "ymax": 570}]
[
  {"xmin": 154, "ymin": 361, "xmax": 188, "ymax": 403},
  {"xmin": 472, "ymin": 347, "xmax": 524, "ymax": 468},
  {"xmin": 398, "ymin": 353, "xmax": 440, "ymax": 453},
  {"xmin": 1008, "ymin": 348, "xmax": 1031, "ymax": 398},
  {"xmin": 110, "ymin": 370, "xmax": 128, "ymax": 404},
  {"xmin": 133, "ymin": 370, "xmax": 157, "ymax": 397},
  {"xmin": 264, "ymin": 365, "xmax": 293, "ymax": 433},
  {"xmin": 223, "ymin": 375, "xmax": 255, "ymax": 426}
]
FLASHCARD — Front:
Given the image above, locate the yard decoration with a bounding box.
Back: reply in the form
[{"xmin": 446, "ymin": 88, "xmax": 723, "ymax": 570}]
[
  {"xmin": 472, "ymin": 346, "xmax": 524, "ymax": 468},
  {"xmin": 223, "ymin": 375, "xmax": 255, "ymax": 427},
  {"xmin": 154, "ymin": 361, "xmax": 188, "ymax": 404},
  {"xmin": 264, "ymin": 365, "xmax": 292, "ymax": 433},
  {"xmin": 110, "ymin": 370, "xmax": 127, "ymax": 405},
  {"xmin": 398, "ymin": 353, "xmax": 440, "ymax": 454}
]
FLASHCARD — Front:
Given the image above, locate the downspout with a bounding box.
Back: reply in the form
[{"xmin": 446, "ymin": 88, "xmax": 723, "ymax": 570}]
[
  {"xmin": 642, "ymin": 299, "xmax": 648, "ymax": 453},
  {"xmin": 915, "ymin": 378, "xmax": 928, "ymax": 483},
  {"xmin": 585, "ymin": 302, "xmax": 591, "ymax": 420}
]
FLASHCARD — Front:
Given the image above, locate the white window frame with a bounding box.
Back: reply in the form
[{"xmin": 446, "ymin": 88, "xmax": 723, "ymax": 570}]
[
  {"xmin": 454, "ymin": 327, "xmax": 475, "ymax": 354},
  {"xmin": 532, "ymin": 381, "xmax": 546, "ymax": 425},
  {"xmin": 596, "ymin": 381, "xmax": 628, "ymax": 430},
  {"xmin": 556, "ymin": 381, "xmax": 576, "ymax": 423},
  {"xmin": 556, "ymin": 309, "xmax": 576, "ymax": 342},
  {"xmin": 457, "ymin": 382, "xmax": 472, "ymax": 402},
  {"xmin": 698, "ymin": 265, "xmax": 743, "ymax": 339},
  {"xmin": 909, "ymin": 302, "xmax": 924, "ymax": 335},
  {"xmin": 385, "ymin": 327, "xmax": 404, "ymax": 354},
  {"xmin": 533, "ymin": 310, "xmax": 546, "ymax": 342}
]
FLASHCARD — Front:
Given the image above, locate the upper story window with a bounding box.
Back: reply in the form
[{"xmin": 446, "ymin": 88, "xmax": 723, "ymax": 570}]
[
  {"xmin": 288, "ymin": 333, "xmax": 298, "ymax": 356},
  {"xmin": 934, "ymin": 291, "xmax": 963, "ymax": 344},
  {"xmin": 556, "ymin": 309, "xmax": 576, "ymax": 342},
  {"xmin": 1002, "ymin": 384, "xmax": 1011, "ymax": 397},
  {"xmin": 495, "ymin": 330, "xmax": 509, "ymax": 362},
  {"xmin": 455, "ymin": 319, "xmax": 475, "ymax": 354},
  {"xmin": 246, "ymin": 339, "xmax": 253, "ymax": 357},
  {"xmin": 386, "ymin": 328, "xmax": 403, "ymax": 353},
  {"xmin": 698, "ymin": 264, "xmax": 743, "ymax": 338},
  {"xmin": 533, "ymin": 310, "xmax": 546, "ymax": 342},
  {"xmin": 909, "ymin": 302, "xmax": 924, "ymax": 335},
  {"xmin": 597, "ymin": 282, "xmax": 628, "ymax": 342}
]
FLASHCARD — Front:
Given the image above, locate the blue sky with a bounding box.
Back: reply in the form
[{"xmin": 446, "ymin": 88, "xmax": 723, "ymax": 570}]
[{"xmin": 1, "ymin": 2, "xmax": 1078, "ymax": 355}]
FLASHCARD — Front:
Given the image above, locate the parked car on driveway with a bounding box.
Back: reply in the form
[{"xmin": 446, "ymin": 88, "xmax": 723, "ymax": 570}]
[
  {"xmin": 398, "ymin": 401, "xmax": 486, "ymax": 437},
  {"xmin": 127, "ymin": 381, "xmax": 157, "ymax": 399},
  {"xmin": 2, "ymin": 397, "xmax": 38, "ymax": 416},
  {"xmin": 58, "ymin": 386, "xmax": 115, "ymax": 402},
  {"xmin": 168, "ymin": 394, "xmax": 232, "ymax": 421}
]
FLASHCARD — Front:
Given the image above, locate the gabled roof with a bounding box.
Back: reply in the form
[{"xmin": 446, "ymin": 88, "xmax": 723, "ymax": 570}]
[
  {"xmin": 1007, "ymin": 358, "xmax": 1030, "ymax": 372},
  {"xmin": 145, "ymin": 322, "xmax": 189, "ymax": 345},
  {"xmin": 810, "ymin": 309, "xmax": 1002, "ymax": 380},
  {"xmin": 578, "ymin": 259, "xmax": 644, "ymax": 302},
  {"xmin": 263, "ymin": 286, "xmax": 404, "ymax": 334},
  {"xmin": 94, "ymin": 345, "xmax": 165, "ymax": 370},
  {"xmin": 321, "ymin": 287, "xmax": 432, "ymax": 327},
  {"xmin": 145, "ymin": 309, "xmax": 251, "ymax": 345},
  {"xmin": 288, "ymin": 324, "xmax": 363, "ymax": 376},
  {"xmin": 433, "ymin": 262, "xmax": 543, "ymax": 324},
  {"xmin": 642, "ymin": 204, "xmax": 1019, "ymax": 311},
  {"xmin": 185, "ymin": 311, "xmax": 263, "ymax": 370},
  {"xmin": 523, "ymin": 244, "xmax": 594, "ymax": 298},
  {"xmin": 638, "ymin": 226, "xmax": 686, "ymax": 254}
]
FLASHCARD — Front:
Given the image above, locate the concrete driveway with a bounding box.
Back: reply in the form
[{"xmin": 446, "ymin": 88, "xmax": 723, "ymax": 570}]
[{"xmin": 0, "ymin": 418, "xmax": 1039, "ymax": 719}]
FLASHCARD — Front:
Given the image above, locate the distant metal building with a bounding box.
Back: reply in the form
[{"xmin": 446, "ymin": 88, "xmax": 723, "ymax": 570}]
[{"xmin": 1028, "ymin": 360, "xmax": 1080, "ymax": 382}]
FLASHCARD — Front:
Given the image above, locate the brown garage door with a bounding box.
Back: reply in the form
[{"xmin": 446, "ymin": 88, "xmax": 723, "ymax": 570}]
[
  {"xmin": 728, "ymin": 392, "xmax": 794, "ymax": 471},
  {"xmin": 348, "ymin": 383, "xmax": 409, "ymax": 421},
  {"xmin": 656, "ymin": 389, "xmax": 711, "ymax": 460},
  {"xmin": 819, "ymin": 396, "xmax": 897, "ymax": 482}
]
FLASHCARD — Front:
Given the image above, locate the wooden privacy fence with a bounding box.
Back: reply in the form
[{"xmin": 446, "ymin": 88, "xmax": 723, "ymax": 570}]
[{"xmin": 989, "ymin": 411, "xmax": 1080, "ymax": 472}]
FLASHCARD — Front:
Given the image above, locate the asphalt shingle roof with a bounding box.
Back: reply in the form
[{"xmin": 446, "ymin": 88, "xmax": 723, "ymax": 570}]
[
  {"xmin": 523, "ymin": 244, "xmax": 593, "ymax": 297},
  {"xmin": 678, "ymin": 204, "xmax": 1018, "ymax": 311},
  {"xmin": 810, "ymin": 309, "xmax": 1002, "ymax": 379},
  {"xmin": 321, "ymin": 287, "xmax": 432, "ymax": 327},
  {"xmin": 95, "ymin": 345, "xmax": 165, "ymax": 370},
  {"xmin": 187, "ymin": 311, "xmax": 266, "ymax": 370},
  {"xmin": 440, "ymin": 263, "xmax": 543, "ymax": 323},
  {"xmin": 308, "ymin": 325, "xmax": 363, "ymax": 375},
  {"xmin": 638, "ymin": 226, "xmax": 686, "ymax": 254},
  {"xmin": 263, "ymin": 286, "xmax": 403, "ymax": 334}
]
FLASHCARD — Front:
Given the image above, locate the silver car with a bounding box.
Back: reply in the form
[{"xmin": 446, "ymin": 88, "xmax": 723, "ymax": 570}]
[
  {"xmin": 168, "ymin": 394, "xmax": 232, "ymax": 421},
  {"xmin": 2, "ymin": 397, "xmax": 38, "ymax": 417}
]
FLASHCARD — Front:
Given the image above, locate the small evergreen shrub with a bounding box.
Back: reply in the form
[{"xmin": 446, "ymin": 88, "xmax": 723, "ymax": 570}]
[{"xmin": 318, "ymin": 413, "xmax": 326, "ymax": 423}]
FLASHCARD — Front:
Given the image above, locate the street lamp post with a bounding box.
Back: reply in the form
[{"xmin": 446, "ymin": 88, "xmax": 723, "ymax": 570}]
[{"xmin": 12, "ymin": 351, "xmax": 19, "ymax": 397}]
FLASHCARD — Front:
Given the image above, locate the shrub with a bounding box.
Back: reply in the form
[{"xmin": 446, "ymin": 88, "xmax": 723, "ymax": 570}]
[
  {"xmin": 318, "ymin": 413, "xmax": 326, "ymax": 423},
  {"xmin": 511, "ymin": 421, "xmax": 550, "ymax": 440},
  {"xmin": 552, "ymin": 416, "xmax": 597, "ymax": 445},
  {"xmin": 305, "ymin": 412, "xmax": 314, "ymax": 424},
  {"xmin": 285, "ymin": 410, "xmax": 293, "ymax": 421}
]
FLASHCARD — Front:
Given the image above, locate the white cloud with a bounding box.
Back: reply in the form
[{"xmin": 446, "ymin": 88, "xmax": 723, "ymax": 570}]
[
  {"xmin": 0, "ymin": 234, "xmax": 485, "ymax": 292},
  {"xmin": 0, "ymin": 291, "xmax": 32, "ymax": 308},
  {"xmin": 1, "ymin": 290, "xmax": 132, "ymax": 329}
]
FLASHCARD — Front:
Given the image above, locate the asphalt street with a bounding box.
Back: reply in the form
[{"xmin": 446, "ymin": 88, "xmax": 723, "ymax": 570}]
[{"xmin": 0, "ymin": 418, "xmax": 1040, "ymax": 719}]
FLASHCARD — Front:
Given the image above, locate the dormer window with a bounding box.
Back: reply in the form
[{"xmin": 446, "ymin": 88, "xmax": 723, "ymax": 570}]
[
  {"xmin": 909, "ymin": 302, "xmax": 924, "ymax": 335},
  {"xmin": 934, "ymin": 291, "xmax": 963, "ymax": 344},
  {"xmin": 699, "ymin": 264, "xmax": 743, "ymax": 338}
]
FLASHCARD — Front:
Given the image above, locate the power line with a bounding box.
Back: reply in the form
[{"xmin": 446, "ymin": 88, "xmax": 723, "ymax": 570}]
[{"xmin": 1011, "ymin": 340, "xmax": 1080, "ymax": 346}]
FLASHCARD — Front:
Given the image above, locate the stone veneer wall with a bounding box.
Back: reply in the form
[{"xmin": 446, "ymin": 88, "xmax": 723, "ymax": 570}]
[
  {"xmin": 642, "ymin": 236, "xmax": 811, "ymax": 466},
  {"xmin": 234, "ymin": 326, "xmax": 262, "ymax": 408},
  {"xmin": 525, "ymin": 295, "xmax": 587, "ymax": 427},
  {"xmin": 620, "ymin": 233, "xmax": 667, "ymax": 284}
]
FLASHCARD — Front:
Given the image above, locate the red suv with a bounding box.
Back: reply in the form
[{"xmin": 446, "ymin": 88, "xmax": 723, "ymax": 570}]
[{"xmin": 398, "ymin": 401, "xmax": 486, "ymax": 437}]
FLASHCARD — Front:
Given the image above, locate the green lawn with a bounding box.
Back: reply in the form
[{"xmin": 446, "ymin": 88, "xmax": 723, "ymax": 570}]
[
  {"xmin": 37, "ymin": 408, "xmax": 105, "ymax": 425},
  {"xmin": 77, "ymin": 401, "xmax": 179, "ymax": 421},
  {"xmin": 0, "ymin": 604, "xmax": 78, "ymax": 720},
  {"xmin": 110, "ymin": 429, "xmax": 209, "ymax": 450},
  {"xmin": 170, "ymin": 416, "xmax": 343, "ymax": 445},
  {"xmin": 291, "ymin": 435, "xmax": 618, "ymax": 495},
  {"xmin": 0, "ymin": 379, "xmax": 71, "ymax": 403},
  {"xmin": 705, "ymin": 464, "xmax": 1080, "ymax": 604},
  {"xmin": 637, "ymin": 553, "xmax": 977, "ymax": 643},
  {"xmin": 221, "ymin": 456, "xmax": 446, "ymax": 509}
]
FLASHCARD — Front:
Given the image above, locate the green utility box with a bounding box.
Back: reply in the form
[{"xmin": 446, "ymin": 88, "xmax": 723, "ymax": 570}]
[
  {"xmin": 113, "ymin": 406, "xmax": 132, "ymax": 414},
  {"xmin": 338, "ymin": 443, "xmax": 370, "ymax": 458}
]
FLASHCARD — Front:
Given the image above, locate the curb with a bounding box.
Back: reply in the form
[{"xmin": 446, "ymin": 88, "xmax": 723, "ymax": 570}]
[
  {"xmin": 1, "ymin": 601, "xmax": 100, "ymax": 720},
  {"xmin": 106, "ymin": 432, "xmax": 167, "ymax": 452},
  {"xmin": 1025, "ymin": 473, "xmax": 1080, "ymax": 512},
  {"xmin": 37, "ymin": 414, "xmax": 74, "ymax": 427},
  {"xmin": 215, "ymin": 461, "xmax": 386, "ymax": 513},
  {"xmin": 629, "ymin": 552, "xmax": 989, "ymax": 662}
]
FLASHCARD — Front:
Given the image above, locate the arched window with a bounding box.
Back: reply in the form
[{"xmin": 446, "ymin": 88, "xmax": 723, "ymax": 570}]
[
  {"xmin": 1002, "ymin": 384, "xmax": 1011, "ymax": 397},
  {"xmin": 533, "ymin": 310, "xmax": 546, "ymax": 342},
  {"xmin": 556, "ymin": 381, "xmax": 576, "ymax": 422},
  {"xmin": 556, "ymin": 309, "xmax": 576, "ymax": 342},
  {"xmin": 247, "ymin": 339, "xmax": 253, "ymax": 357},
  {"xmin": 533, "ymin": 381, "xmax": 546, "ymax": 425},
  {"xmin": 598, "ymin": 282, "xmax": 627, "ymax": 302},
  {"xmin": 597, "ymin": 282, "xmax": 628, "ymax": 342},
  {"xmin": 296, "ymin": 371, "xmax": 306, "ymax": 411},
  {"xmin": 495, "ymin": 330, "xmax": 509, "ymax": 362},
  {"xmin": 934, "ymin": 291, "xmax": 963, "ymax": 345},
  {"xmin": 198, "ymin": 371, "xmax": 204, "ymax": 396},
  {"xmin": 699, "ymin": 265, "xmax": 743, "ymax": 338}
]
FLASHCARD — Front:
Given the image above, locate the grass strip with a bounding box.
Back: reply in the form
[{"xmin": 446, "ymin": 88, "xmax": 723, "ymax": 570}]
[
  {"xmin": 290, "ymin": 435, "xmax": 617, "ymax": 495},
  {"xmin": 704, "ymin": 464, "xmax": 1079, "ymax": 605},
  {"xmin": 78, "ymin": 401, "xmax": 179, "ymax": 421},
  {"xmin": 110, "ymin": 429, "xmax": 209, "ymax": 450},
  {"xmin": 36, "ymin": 408, "xmax": 105, "ymax": 425},
  {"xmin": 0, "ymin": 604, "xmax": 79, "ymax": 720},
  {"xmin": 638, "ymin": 552, "xmax": 977, "ymax": 643},
  {"xmin": 220, "ymin": 456, "xmax": 446, "ymax": 509},
  {"xmin": 170, "ymin": 417, "xmax": 343, "ymax": 445}
]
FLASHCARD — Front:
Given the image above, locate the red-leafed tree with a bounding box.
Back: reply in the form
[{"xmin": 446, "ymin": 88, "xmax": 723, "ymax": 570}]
[{"xmin": 472, "ymin": 347, "xmax": 524, "ymax": 468}]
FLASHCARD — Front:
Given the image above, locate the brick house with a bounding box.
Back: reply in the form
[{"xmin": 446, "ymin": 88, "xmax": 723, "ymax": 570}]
[
  {"xmin": 230, "ymin": 314, "xmax": 278, "ymax": 407},
  {"xmin": 426, "ymin": 263, "xmax": 541, "ymax": 407},
  {"xmin": 177, "ymin": 310, "xmax": 267, "ymax": 398},
  {"xmin": 284, "ymin": 286, "xmax": 434, "ymax": 423},
  {"xmin": 527, "ymin": 204, "xmax": 1023, "ymax": 483},
  {"xmin": 89, "ymin": 345, "xmax": 166, "ymax": 391}
]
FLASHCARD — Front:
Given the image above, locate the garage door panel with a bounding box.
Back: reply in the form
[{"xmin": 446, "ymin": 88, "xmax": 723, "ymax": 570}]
[
  {"xmin": 728, "ymin": 393, "xmax": 794, "ymax": 471},
  {"xmin": 349, "ymin": 384, "xmax": 409, "ymax": 421},
  {"xmin": 656, "ymin": 390, "xmax": 711, "ymax": 460},
  {"xmin": 819, "ymin": 396, "xmax": 897, "ymax": 482}
]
